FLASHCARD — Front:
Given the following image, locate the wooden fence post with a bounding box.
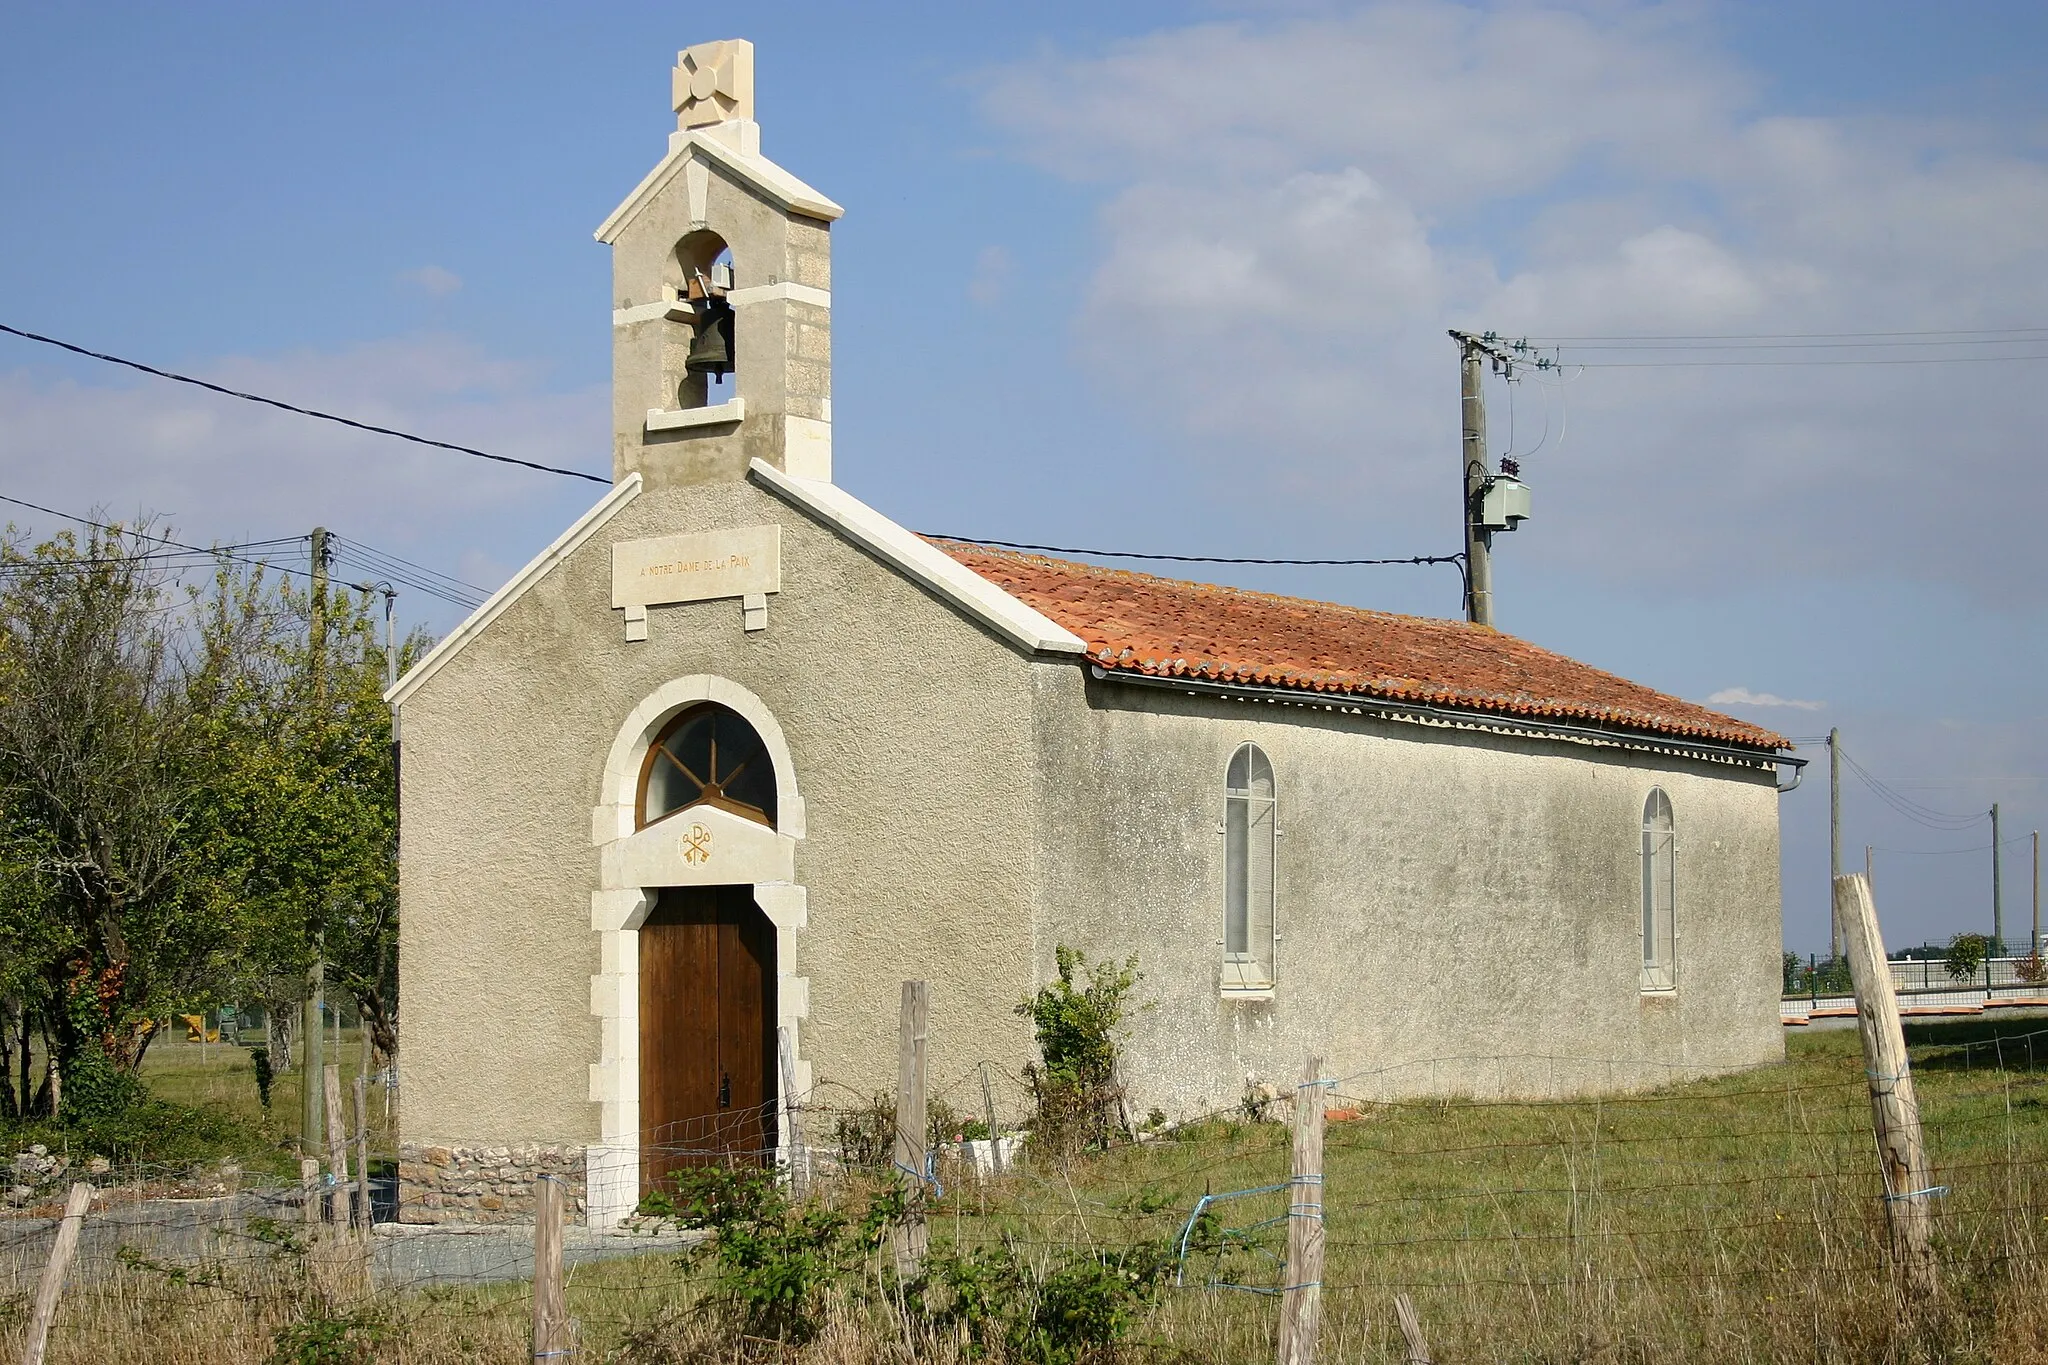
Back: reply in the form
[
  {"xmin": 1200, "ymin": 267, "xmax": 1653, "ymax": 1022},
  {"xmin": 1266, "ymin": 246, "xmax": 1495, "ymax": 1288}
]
[
  {"xmin": 893, "ymin": 980, "xmax": 929, "ymax": 1277},
  {"xmin": 353, "ymin": 1072, "xmax": 372, "ymax": 1231},
  {"xmin": 323, "ymin": 1064, "xmax": 349, "ymax": 1225},
  {"xmin": 300, "ymin": 1156, "xmax": 321, "ymax": 1224},
  {"xmin": 1835, "ymin": 873, "xmax": 1940, "ymax": 1301},
  {"xmin": 20, "ymin": 1181, "xmax": 93, "ymax": 1365},
  {"xmin": 1393, "ymin": 1292, "xmax": 1432, "ymax": 1364},
  {"xmin": 532, "ymin": 1175, "xmax": 568, "ymax": 1361},
  {"xmin": 1276, "ymin": 1054, "xmax": 1327, "ymax": 1365}
]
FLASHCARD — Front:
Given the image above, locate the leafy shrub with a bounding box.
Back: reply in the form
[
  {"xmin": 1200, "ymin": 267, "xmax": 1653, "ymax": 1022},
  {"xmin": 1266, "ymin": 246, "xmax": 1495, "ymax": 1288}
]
[
  {"xmin": 1784, "ymin": 954, "xmax": 1853, "ymax": 995},
  {"xmin": 1946, "ymin": 933, "xmax": 1993, "ymax": 982},
  {"xmin": 674, "ymin": 1173, "xmax": 908, "ymax": 1346},
  {"xmin": 2016, "ymin": 952, "xmax": 2046, "ymax": 986},
  {"xmin": 919, "ymin": 1237, "xmax": 1176, "ymax": 1364},
  {"xmin": 267, "ymin": 1304, "xmax": 388, "ymax": 1365},
  {"xmin": 251, "ymin": 1047, "xmax": 274, "ymax": 1108},
  {"xmin": 1016, "ymin": 946, "xmax": 1143, "ymax": 1157},
  {"xmin": 636, "ymin": 1164, "xmax": 780, "ymax": 1228},
  {"xmin": 833, "ymin": 1091, "xmax": 896, "ymax": 1169}
]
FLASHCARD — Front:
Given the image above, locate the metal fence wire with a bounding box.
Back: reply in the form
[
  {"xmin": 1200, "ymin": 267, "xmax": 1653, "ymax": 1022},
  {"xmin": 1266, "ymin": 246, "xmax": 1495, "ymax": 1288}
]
[{"xmin": 0, "ymin": 1029, "xmax": 2044, "ymax": 1363}]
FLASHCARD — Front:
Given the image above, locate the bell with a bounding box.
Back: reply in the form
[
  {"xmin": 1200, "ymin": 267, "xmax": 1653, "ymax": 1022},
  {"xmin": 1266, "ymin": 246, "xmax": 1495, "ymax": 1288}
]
[{"xmin": 685, "ymin": 298, "xmax": 735, "ymax": 377}]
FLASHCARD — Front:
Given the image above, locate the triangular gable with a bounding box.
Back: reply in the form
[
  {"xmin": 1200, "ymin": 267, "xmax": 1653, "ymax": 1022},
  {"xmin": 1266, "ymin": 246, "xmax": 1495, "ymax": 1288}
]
[
  {"xmin": 386, "ymin": 473, "xmax": 644, "ymax": 708},
  {"xmin": 595, "ymin": 129, "xmax": 844, "ymax": 244},
  {"xmin": 745, "ymin": 460, "xmax": 1086, "ymax": 657},
  {"xmin": 385, "ymin": 462, "xmax": 1084, "ymax": 713}
]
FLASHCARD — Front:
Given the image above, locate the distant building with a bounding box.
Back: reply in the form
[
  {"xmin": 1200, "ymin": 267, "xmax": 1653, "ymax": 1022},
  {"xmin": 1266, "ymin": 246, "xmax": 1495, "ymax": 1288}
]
[{"xmin": 390, "ymin": 40, "xmax": 1796, "ymax": 1228}]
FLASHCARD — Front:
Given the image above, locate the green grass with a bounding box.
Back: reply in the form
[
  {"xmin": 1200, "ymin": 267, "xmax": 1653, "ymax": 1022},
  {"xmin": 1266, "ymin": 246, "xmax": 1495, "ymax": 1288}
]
[
  {"xmin": 6, "ymin": 1020, "xmax": 2043, "ymax": 1362},
  {"xmin": 0, "ymin": 1027, "xmax": 393, "ymax": 1181},
  {"xmin": 895, "ymin": 1017, "xmax": 2048, "ymax": 1363}
]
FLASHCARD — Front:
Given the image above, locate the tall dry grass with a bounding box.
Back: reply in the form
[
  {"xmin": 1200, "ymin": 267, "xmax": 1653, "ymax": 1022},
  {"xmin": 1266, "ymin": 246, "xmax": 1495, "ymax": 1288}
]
[{"xmin": 0, "ymin": 1020, "xmax": 2042, "ymax": 1363}]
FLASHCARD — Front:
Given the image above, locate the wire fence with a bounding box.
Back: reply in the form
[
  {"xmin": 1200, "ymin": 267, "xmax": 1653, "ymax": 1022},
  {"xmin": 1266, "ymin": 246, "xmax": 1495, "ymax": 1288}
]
[{"xmin": 1, "ymin": 1026, "xmax": 2044, "ymax": 1363}]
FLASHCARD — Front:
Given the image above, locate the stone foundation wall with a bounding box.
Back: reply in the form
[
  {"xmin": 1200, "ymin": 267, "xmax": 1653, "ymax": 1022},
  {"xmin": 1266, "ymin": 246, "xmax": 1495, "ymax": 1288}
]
[{"xmin": 398, "ymin": 1143, "xmax": 587, "ymax": 1224}]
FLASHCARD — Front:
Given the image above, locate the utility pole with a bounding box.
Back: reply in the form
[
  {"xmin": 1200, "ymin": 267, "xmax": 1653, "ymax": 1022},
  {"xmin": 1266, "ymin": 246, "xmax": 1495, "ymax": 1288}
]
[
  {"xmin": 1828, "ymin": 728, "xmax": 1841, "ymax": 961},
  {"xmin": 1457, "ymin": 336, "xmax": 1493, "ymax": 626},
  {"xmin": 1448, "ymin": 330, "xmax": 1538, "ymax": 629},
  {"xmin": 302, "ymin": 527, "xmax": 330, "ymax": 1157},
  {"xmin": 2033, "ymin": 830, "xmax": 2040, "ymax": 957},
  {"xmin": 1991, "ymin": 802, "xmax": 2003, "ymax": 952}
]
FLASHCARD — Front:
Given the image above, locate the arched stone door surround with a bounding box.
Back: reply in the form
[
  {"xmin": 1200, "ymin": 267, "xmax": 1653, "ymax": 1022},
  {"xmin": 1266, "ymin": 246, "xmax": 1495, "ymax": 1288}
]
[{"xmin": 585, "ymin": 675, "xmax": 809, "ymax": 1227}]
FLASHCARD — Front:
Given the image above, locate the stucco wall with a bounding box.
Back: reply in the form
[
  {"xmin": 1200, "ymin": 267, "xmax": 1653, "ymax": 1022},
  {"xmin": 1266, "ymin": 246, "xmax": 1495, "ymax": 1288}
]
[
  {"xmin": 1029, "ymin": 671, "xmax": 1785, "ymax": 1114},
  {"xmin": 397, "ymin": 479, "xmax": 1043, "ymax": 1150}
]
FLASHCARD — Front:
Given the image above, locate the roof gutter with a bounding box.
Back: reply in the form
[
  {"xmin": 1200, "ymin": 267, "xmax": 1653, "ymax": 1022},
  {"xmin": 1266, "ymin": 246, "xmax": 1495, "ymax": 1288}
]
[{"xmin": 1086, "ymin": 665, "xmax": 1808, "ymax": 792}]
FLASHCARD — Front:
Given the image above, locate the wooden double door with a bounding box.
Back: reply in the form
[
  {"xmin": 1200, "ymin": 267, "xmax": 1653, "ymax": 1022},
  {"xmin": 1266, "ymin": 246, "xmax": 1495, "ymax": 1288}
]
[{"xmin": 638, "ymin": 886, "xmax": 778, "ymax": 1193}]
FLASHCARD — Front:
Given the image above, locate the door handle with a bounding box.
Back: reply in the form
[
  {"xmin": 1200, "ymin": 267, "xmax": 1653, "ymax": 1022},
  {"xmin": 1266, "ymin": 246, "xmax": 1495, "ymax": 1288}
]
[{"xmin": 718, "ymin": 1071, "xmax": 730, "ymax": 1109}]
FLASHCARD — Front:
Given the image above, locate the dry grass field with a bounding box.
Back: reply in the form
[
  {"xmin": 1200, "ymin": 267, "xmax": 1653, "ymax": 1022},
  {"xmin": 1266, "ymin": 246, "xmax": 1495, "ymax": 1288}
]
[{"xmin": 1, "ymin": 1016, "xmax": 2043, "ymax": 1364}]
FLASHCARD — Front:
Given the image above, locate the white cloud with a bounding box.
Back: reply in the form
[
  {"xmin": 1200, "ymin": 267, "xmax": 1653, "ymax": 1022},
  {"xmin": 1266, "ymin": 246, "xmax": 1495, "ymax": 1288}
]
[
  {"xmin": 0, "ymin": 334, "xmax": 605, "ymax": 630},
  {"xmin": 977, "ymin": 2, "xmax": 2048, "ymax": 602},
  {"xmin": 1707, "ymin": 687, "xmax": 1824, "ymax": 711},
  {"xmin": 399, "ymin": 265, "xmax": 464, "ymax": 297}
]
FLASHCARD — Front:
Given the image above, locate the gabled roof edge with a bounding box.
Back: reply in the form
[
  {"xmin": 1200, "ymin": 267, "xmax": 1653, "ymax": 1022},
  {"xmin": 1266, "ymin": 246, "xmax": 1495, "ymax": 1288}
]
[
  {"xmin": 594, "ymin": 131, "xmax": 845, "ymax": 245},
  {"xmin": 745, "ymin": 460, "xmax": 1086, "ymax": 657},
  {"xmin": 387, "ymin": 473, "xmax": 642, "ymax": 708}
]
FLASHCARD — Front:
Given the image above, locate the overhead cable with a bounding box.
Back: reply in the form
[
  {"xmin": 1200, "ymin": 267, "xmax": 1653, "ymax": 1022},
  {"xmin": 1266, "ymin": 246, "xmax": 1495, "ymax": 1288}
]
[
  {"xmin": 0, "ymin": 491, "xmax": 487, "ymax": 612},
  {"xmin": 928, "ymin": 537, "xmax": 1464, "ymax": 569},
  {"xmin": 1521, "ymin": 326, "xmax": 2048, "ymax": 342},
  {"xmin": 1838, "ymin": 746, "xmax": 1988, "ymax": 830},
  {"xmin": 0, "ymin": 491, "xmax": 320, "ymax": 583},
  {"xmin": 0, "ymin": 321, "xmax": 611, "ymax": 485}
]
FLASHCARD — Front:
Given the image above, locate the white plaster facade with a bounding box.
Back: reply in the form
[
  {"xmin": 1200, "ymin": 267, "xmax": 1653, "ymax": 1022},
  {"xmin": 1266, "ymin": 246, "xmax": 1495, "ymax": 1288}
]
[{"xmin": 390, "ymin": 42, "xmax": 1795, "ymax": 1228}]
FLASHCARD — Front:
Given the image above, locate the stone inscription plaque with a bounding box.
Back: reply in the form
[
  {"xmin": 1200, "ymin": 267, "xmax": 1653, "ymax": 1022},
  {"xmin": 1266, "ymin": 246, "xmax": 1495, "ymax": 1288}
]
[{"xmin": 612, "ymin": 525, "xmax": 780, "ymax": 609}]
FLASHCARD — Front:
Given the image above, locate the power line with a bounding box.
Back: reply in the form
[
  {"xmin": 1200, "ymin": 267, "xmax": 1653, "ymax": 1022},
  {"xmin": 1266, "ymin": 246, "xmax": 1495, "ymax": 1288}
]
[
  {"xmin": 0, "ymin": 321, "xmax": 611, "ymax": 485},
  {"xmin": 1572, "ymin": 352, "xmax": 2048, "ymax": 368},
  {"xmin": 1522, "ymin": 326, "xmax": 2048, "ymax": 342},
  {"xmin": 1871, "ymin": 836, "xmax": 2035, "ymax": 857},
  {"xmin": 1540, "ymin": 337, "xmax": 2048, "ymax": 351},
  {"xmin": 1837, "ymin": 745, "xmax": 1988, "ymax": 830},
  {"xmin": 0, "ymin": 541, "xmax": 299, "ymax": 573},
  {"xmin": 927, "ymin": 537, "xmax": 1464, "ymax": 569},
  {"xmin": 0, "ymin": 491, "xmax": 321, "ymax": 583},
  {"xmin": 0, "ymin": 491, "xmax": 488, "ymax": 614},
  {"xmin": 331, "ymin": 534, "xmax": 487, "ymax": 598}
]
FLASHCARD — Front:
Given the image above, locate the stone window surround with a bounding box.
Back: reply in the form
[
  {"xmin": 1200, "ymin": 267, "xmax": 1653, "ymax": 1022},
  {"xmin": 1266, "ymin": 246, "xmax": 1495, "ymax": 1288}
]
[
  {"xmin": 1222, "ymin": 741, "xmax": 1279, "ymax": 998},
  {"xmin": 586, "ymin": 673, "xmax": 809, "ymax": 1229},
  {"xmin": 1640, "ymin": 786, "xmax": 1678, "ymax": 996}
]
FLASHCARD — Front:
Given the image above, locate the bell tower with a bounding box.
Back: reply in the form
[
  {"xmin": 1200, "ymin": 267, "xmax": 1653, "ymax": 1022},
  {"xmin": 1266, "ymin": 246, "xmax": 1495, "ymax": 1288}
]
[{"xmin": 597, "ymin": 40, "xmax": 843, "ymax": 489}]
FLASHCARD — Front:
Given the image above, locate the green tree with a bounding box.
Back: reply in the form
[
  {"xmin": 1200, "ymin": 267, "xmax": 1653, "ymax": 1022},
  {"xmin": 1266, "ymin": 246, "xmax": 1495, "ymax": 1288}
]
[
  {"xmin": 0, "ymin": 521, "xmax": 419, "ymax": 1118},
  {"xmin": 0, "ymin": 522, "xmax": 223, "ymax": 1114},
  {"xmin": 183, "ymin": 567, "xmax": 418, "ymax": 1067}
]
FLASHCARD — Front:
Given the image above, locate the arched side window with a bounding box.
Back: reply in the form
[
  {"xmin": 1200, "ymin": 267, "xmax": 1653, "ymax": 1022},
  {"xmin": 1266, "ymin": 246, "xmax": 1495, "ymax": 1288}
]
[
  {"xmin": 1641, "ymin": 788, "xmax": 1676, "ymax": 991},
  {"xmin": 638, "ymin": 703, "xmax": 778, "ymax": 830},
  {"xmin": 1224, "ymin": 743, "xmax": 1277, "ymax": 991}
]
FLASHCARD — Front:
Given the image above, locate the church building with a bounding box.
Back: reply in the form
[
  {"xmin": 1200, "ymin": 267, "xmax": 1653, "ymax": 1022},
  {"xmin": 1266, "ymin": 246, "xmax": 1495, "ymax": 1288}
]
[{"xmin": 390, "ymin": 40, "xmax": 1799, "ymax": 1228}]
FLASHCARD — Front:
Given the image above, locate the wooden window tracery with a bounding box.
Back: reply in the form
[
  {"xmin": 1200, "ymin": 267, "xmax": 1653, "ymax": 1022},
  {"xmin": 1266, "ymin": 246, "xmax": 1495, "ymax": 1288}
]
[{"xmin": 637, "ymin": 703, "xmax": 778, "ymax": 830}]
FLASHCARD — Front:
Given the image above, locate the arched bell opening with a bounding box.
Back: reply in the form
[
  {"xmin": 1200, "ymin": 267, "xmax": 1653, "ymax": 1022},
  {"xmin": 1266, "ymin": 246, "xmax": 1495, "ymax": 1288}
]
[{"xmin": 666, "ymin": 230, "xmax": 737, "ymax": 411}]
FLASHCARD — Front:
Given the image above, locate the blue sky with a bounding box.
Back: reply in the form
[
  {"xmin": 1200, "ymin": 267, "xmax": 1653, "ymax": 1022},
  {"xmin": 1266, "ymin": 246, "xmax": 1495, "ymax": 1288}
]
[{"xmin": 3, "ymin": 2, "xmax": 2045, "ymax": 955}]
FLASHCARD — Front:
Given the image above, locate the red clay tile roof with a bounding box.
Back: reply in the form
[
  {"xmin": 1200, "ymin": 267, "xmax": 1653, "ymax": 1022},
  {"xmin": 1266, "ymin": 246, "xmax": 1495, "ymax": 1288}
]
[{"xmin": 932, "ymin": 541, "xmax": 1789, "ymax": 753}]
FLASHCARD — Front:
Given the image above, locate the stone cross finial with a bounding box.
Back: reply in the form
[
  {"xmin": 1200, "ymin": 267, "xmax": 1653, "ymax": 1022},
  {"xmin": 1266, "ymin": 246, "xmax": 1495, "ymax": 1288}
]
[{"xmin": 673, "ymin": 40, "xmax": 755, "ymax": 129}]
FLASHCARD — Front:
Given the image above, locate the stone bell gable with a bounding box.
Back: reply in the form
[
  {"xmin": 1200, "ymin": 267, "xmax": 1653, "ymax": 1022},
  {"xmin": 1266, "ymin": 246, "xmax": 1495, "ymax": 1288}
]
[{"xmin": 597, "ymin": 39, "xmax": 843, "ymax": 492}]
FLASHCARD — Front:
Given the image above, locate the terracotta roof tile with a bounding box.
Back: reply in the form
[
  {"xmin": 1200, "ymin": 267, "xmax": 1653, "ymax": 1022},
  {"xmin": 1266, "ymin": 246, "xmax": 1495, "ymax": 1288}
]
[{"xmin": 932, "ymin": 541, "xmax": 1788, "ymax": 753}]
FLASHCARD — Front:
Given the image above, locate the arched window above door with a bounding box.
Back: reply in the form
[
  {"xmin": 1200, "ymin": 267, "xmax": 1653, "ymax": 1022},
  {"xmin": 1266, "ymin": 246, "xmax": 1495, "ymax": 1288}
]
[{"xmin": 638, "ymin": 703, "xmax": 778, "ymax": 830}]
